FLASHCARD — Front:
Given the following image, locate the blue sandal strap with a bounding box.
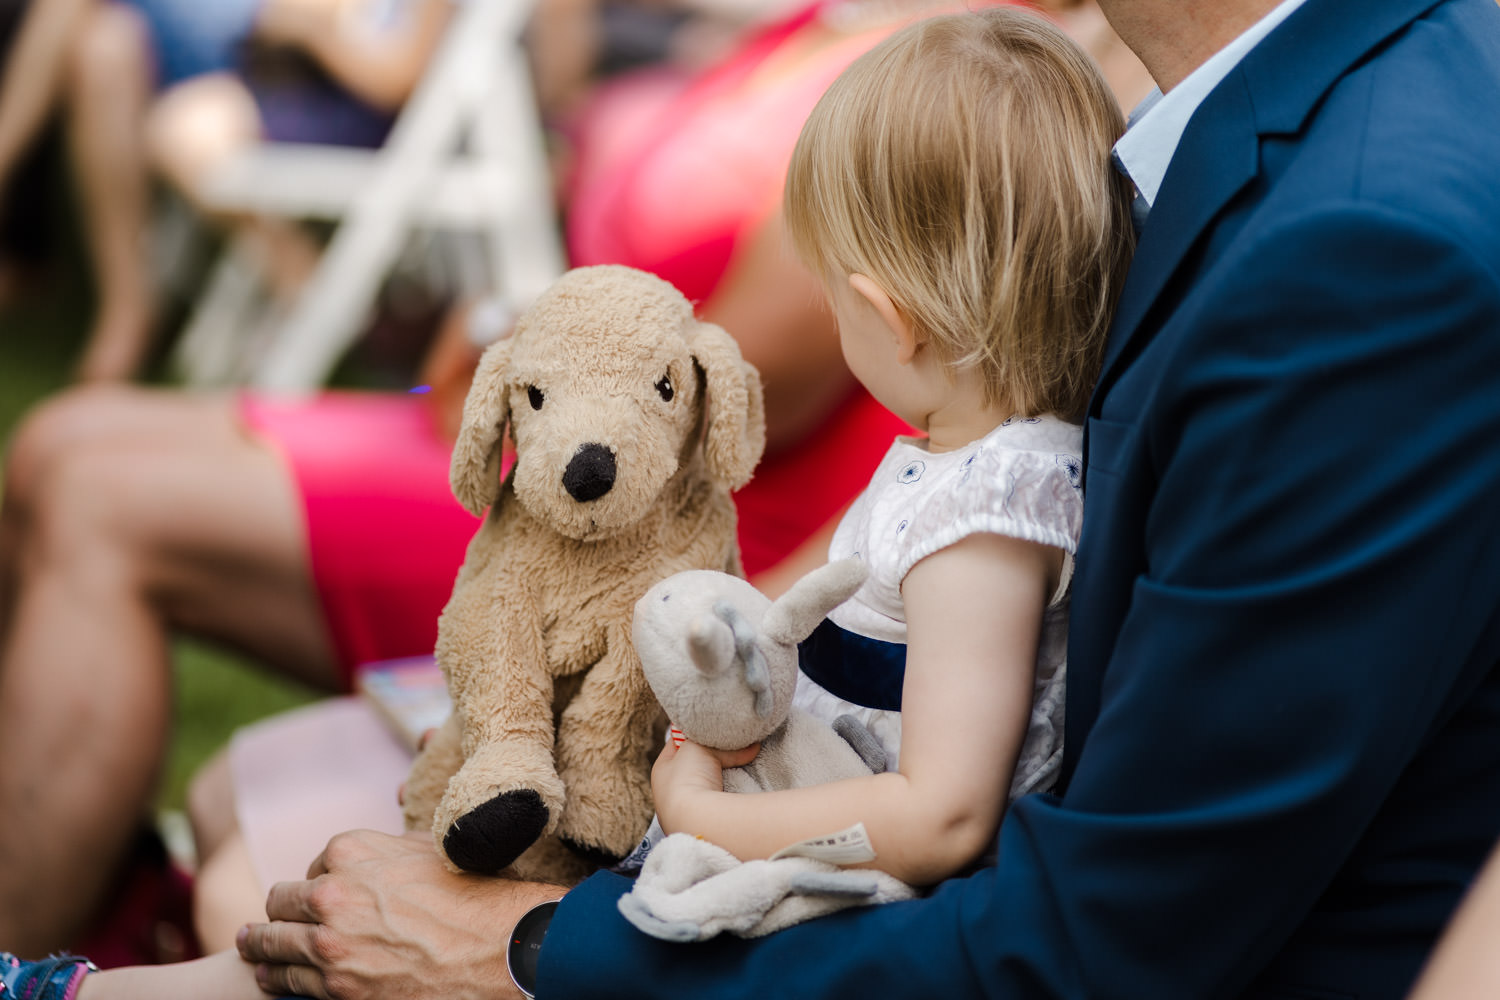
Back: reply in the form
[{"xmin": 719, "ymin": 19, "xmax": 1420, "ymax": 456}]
[{"xmin": 0, "ymin": 952, "xmax": 95, "ymax": 1000}]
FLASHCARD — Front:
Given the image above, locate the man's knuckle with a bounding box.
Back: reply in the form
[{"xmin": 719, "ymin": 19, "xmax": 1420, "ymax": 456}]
[
  {"xmin": 306, "ymin": 877, "xmax": 346, "ymax": 916},
  {"xmin": 283, "ymin": 964, "xmax": 319, "ymax": 1000},
  {"xmin": 325, "ymin": 971, "xmax": 362, "ymax": 1000},
  {"xmin": 261, "ymin": 964, "xmax": 293, "ymax": 995},
  {"xmin": 323, "ymin": 832, "xmax": 362, "ymax": 867},
  {"xmin": 309, "ymin": 922, "xmax": 348, "ymax": 963}
]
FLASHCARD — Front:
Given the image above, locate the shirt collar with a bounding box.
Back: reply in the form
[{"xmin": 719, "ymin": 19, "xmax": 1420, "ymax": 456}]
[{"xmin": 1113, "ymin": 0, "xmax": 1310, "ymax": 207}]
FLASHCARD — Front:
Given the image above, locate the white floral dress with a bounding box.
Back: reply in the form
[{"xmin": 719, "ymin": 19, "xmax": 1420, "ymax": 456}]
[{"xmin": 794, "ymin": 415, "xmax": 1083, "ymax": 800}]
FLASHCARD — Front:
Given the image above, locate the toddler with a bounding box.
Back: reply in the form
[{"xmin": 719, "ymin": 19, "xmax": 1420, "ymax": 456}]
[{"xmin": 651, "ymin": 3, "xmax": 1135, "ymax": 888}]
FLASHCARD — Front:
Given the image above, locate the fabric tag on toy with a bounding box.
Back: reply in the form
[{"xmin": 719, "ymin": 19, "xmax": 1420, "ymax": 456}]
[
  {"xmin": 668, "ymin": 726, "xmax": 686, "ymax": 748},
  {"xmin": 769, "ymin": 823, "xmax": 877, "ymax": 865},
  {"xmin": 613, "ymin": 815, "xmax": 666, "ymax": 874}
]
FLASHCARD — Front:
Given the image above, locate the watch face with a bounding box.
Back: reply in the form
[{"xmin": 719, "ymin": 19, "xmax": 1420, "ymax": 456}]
[{"xmin": 508, "ymin": 900, "xmax": 559, "ymax": 998}]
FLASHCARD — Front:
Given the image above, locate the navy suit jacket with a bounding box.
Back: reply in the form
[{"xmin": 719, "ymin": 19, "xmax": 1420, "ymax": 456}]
[{"xmin": 539, "ymin": 0, "xmax": 1500, "ymax": 996}]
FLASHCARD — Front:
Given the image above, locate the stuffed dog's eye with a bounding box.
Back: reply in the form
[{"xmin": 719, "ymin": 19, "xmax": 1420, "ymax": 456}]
[
  {"xmin": 527, "ymin": 386, "xmax": 545, "ymax": 410},
  {"xmin": 655, "ymin": 375, "xmax": 674, "ymax": 402}
]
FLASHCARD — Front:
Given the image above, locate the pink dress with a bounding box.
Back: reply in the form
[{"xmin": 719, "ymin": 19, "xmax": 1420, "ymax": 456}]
[{"xmin": 239, "ymin": 1, "xmax": 909, "ymax": 683}]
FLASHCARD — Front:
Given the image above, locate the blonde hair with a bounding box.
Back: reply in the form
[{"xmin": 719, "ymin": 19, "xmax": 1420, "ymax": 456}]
[{"xmin": 785, "ymin": 5, "xmax": 1134, "ymax": 421}]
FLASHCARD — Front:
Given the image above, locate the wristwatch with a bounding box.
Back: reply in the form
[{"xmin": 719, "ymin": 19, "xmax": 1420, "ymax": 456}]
[{"xmin": 507, "ymin": 899, "xmax": 560, "ymax": 999}]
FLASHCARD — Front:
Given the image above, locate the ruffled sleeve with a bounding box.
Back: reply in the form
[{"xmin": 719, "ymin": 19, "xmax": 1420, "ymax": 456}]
[{"xmin": 889, "ymin": 443, "xmax": 1084, "ymax": 606}]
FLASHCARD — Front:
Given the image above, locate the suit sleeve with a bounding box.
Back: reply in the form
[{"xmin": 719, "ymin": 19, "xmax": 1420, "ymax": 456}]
[{"xmin": 536, "ymin": 206, "xmax": 1500, "ymax": 999}]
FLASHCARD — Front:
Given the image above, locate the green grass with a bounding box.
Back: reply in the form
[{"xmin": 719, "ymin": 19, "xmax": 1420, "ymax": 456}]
[{"xmin": 1, "ymin": 206, "xmax": 319, "ymax": 815}]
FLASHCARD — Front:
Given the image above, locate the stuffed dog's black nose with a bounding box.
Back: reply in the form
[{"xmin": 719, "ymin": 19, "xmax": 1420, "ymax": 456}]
[{"xmin": 563, "ymin": 443, "xmax": 617, "ymax": 502}]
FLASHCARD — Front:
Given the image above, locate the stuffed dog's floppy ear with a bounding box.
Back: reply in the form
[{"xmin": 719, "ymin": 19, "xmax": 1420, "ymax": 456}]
[
  {"xmin": 689, "ymin": 320, "xmax": 765, "ymax": 490},
  {"xmin": 450, "ymin": 335, "xmax": 515, "ymax": 516}
]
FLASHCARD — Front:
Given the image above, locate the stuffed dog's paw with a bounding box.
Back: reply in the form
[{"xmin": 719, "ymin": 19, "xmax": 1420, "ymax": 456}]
[
  {"xmin": 433, "ymin": 740, "xmax": 567, "ymax": 874},
  {"xmin": 442, "ymin": 789, "xmax": 550, "ymax": 874}
]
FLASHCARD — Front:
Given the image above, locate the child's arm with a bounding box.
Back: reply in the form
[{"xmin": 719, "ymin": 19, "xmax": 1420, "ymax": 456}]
[
  {"xmin": 255, "ymin": 0, "xmax": 452, "ymax": 111},
  {"xmin": 75, "ymin": 949, "xmax": 264, "ymax": 1000},
  {"xmin": 651, "ymin": 532, "xmax": 1059, "ymax": 886}
]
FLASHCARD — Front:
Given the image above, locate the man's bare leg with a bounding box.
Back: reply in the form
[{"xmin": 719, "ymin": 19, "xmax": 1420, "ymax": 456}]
[{"xmin": 0, "ymin": 386, "xmax": 342, "ymax": 952}]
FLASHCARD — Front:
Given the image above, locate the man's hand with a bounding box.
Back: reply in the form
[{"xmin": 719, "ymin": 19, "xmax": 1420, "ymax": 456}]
[{"xmin": 237, "ymin": 829, "xmax": 564, "ymax": 1000}]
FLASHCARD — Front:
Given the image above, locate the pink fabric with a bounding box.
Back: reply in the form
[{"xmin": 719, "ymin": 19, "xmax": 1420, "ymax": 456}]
[
  {"xmin": 61, "ymin": 965, "xmax": 89, "ymax": 1000},
  {"xmin": 240, "ymin": 392, "xmax": 484, "ymax": 684},
  {"xmin": 736, "ymin": 390, "xmax": 905, "ymax": 576},
  {"xmin": 228, "ymin": 697, "xmax": 410, "ymax": 888},
  {"xmin": 566, "ymin": 4, "xmax": 885, "ymax": 304}
]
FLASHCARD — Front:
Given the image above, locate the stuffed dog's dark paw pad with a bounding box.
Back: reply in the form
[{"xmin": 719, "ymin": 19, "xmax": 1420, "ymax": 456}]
[
  {"xmin": 560, "ymin": 836, "xmax": 624, "ymax": 870},
  {"xmin": 443, "ymin": 790, "xmax": 549, "ymax": 873}
]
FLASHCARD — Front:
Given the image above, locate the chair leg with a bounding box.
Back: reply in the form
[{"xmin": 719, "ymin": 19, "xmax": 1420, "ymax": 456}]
[{"xmin": 170, "ymin": 232, "xmax": 265, "ymax": 386}]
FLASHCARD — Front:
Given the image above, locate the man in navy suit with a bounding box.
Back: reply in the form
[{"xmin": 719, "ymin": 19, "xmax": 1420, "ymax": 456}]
[{"xmin": 242, "ymin": 0, "xmax": 1500, "ymax": 996}]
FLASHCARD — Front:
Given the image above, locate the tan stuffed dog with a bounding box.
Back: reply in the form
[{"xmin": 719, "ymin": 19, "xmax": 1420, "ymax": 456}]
[{"xmin": 401, "ymin": 264, "xmax": 765, "ymax": 884}]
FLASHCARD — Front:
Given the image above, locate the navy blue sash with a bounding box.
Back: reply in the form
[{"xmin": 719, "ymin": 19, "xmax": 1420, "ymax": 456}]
[{"xmin": 797, "ymin": 618, "xmax": 907, "ymax": 712}]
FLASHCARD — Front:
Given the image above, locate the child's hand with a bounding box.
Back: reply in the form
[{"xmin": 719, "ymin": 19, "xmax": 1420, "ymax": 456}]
[{"xmin": 651, "ymin": 737, "xmax": 759, "ymax": 834}]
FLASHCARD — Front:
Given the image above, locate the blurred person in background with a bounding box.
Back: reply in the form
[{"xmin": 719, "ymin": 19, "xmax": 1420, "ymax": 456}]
[{"xmin": 0, "ymin": 0, "xmax": 452, "ymax": 382}]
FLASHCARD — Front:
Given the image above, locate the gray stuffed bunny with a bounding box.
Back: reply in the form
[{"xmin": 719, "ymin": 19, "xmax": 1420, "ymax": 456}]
[{"xmin": 620, "ymin": 559, "xmax": 916, "ymax": 941}]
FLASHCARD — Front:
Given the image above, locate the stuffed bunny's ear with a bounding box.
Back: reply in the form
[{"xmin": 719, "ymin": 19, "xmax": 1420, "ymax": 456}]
[
  {"xmin": 690, "ymin": 321, "xmax": 766, "ymax": 490},
  {"xmin": 450, "ymin": 336, "xmax": 514, "ymax": 516},
  {"xmin": 763, "ymin": 559, "xmax": 867, "ymax": 646}
]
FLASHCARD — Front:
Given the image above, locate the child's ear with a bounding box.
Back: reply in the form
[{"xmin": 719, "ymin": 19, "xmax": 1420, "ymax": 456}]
[{"xmin": 849, "ymin": 273, "xmax": 920, "ymax": 365}]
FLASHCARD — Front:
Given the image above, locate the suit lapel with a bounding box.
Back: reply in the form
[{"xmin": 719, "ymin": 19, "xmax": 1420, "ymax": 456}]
[
  {"xmin": 1094, "ymin": 74, "xmax": 1259, "ymax": 400},
  {"xmin": 1089, "ymin": 0, "xmax": 1450, "ymax": 415}
]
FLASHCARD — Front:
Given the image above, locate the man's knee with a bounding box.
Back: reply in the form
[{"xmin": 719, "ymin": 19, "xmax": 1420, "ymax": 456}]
[
  {"xmin": 12, "ymin": 394, "xmax": 153, "ymax": 566},
  {"xmin": 3, "ymin": 387, "xmax": 118, "ymax": 522}
]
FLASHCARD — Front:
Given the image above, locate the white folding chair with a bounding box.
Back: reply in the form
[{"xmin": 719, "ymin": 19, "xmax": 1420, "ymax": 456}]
[{"xmin": 172, "ymin": 0, "xmax": 565, "ymax": 390}]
